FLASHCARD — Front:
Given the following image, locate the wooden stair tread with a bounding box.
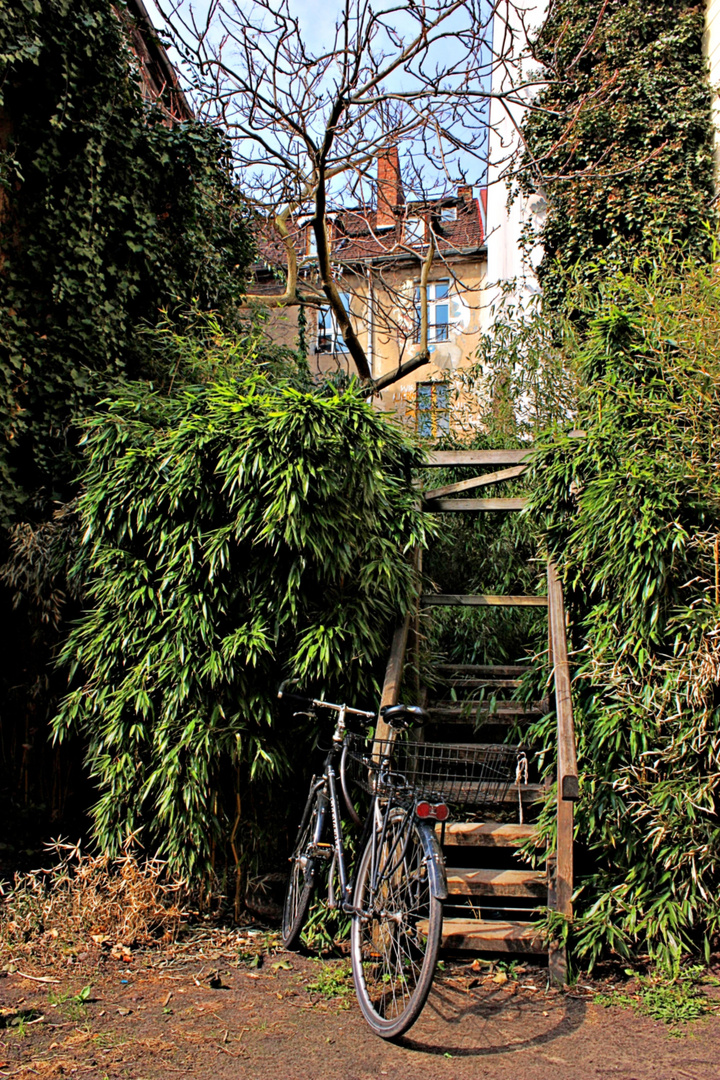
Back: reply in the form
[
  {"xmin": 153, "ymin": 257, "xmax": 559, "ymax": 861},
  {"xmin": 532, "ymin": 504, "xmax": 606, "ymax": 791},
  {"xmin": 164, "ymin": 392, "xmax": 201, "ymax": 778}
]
[
  {"xmin": 446, "ymin": 867, "xmax": 546, "ymax": 898},
  {"xmin": 439, "ymin": 782, "xmax": 544, "ymax": 804},
  {"xmin": 437, "ymin": 665, "xmax": 528, "ymax": 676},
  {"xmin": 428, "ymin": 701, "xmax": 544, "ymax": 715},
  {"xmin": 424, "ymin": 497, "xmax": 528, "ymax": 512},
  {"xmin": 426, "ymin": 450, "xmax": 533, "ymax": 467},
  {"xmin": 421, "ymin": 594, "xmax": 548, "ymax": 608},
  {"xmin": 442, "ymin": 678, "xmax": 521, "ymax": 689},
  {"xmin": 438, "ymin": 919, "xmax": 545, "ymax": 953},
  {"xmin": 440, "ymin": 821, "xmax": 539, "ymax": 847}
]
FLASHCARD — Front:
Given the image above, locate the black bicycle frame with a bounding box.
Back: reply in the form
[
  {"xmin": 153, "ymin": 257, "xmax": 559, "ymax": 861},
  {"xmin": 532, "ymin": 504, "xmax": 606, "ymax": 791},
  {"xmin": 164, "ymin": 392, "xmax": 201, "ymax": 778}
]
[{"xmin": 313, "ymin": 742, "xmax": 376, "ymax": 914}]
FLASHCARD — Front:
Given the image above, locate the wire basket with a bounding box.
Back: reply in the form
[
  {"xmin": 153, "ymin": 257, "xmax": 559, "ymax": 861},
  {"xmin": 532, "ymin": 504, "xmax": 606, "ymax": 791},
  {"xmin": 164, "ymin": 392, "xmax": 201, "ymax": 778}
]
[{"xmin": 343, "ymin": 736, "xmax": 524, "ymax": 808}]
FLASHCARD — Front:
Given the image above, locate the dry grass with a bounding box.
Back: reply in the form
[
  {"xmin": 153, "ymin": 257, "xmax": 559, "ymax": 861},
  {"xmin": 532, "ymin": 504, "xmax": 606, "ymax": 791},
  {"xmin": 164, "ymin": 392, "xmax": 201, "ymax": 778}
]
[{"xmin": 0, "ymin": 840, "xmax": 190, "ymax": 964}]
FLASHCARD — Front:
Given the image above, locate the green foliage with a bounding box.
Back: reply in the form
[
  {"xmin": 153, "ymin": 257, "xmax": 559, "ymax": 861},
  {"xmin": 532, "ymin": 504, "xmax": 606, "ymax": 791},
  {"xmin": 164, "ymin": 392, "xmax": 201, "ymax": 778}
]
[
  {"xmin": 0, "ymin": 1, "xmax": 256, "ymax": 867},
  {"xmin": 596, "ymin": 966, "xmax": 712, "ymax": 1028},
  {"xmin": 0, "ymin": 0, "xmax": 254, "ymax": 520},
  {"xmin": 306, "ymin": 960, "xmax": 353, "ymax": 1000},
  {"xmin": 522, "ymin": 0, "xmax": 716, "ymax": 309},
  {"xmin": 53, "ymin": 360, "xmax": 429, "ymax": 879},
  {"xmin": 529, "ymin": 261, "xmax": 720, "ymax": 966}
]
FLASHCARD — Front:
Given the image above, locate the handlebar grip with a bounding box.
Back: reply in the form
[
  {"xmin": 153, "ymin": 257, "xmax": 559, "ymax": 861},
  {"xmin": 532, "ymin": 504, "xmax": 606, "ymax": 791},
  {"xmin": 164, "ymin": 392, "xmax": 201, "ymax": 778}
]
[{"xmin": 277, "ymin": 688, "xmax": 316, "ymax": 712}]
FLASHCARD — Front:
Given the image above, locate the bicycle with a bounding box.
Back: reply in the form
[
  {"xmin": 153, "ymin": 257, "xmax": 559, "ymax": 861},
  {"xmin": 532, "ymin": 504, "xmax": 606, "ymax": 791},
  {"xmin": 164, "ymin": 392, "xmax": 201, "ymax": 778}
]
[{"xmin": 278, "ymin": 686, "xmax": 447, "ymax": 1039}]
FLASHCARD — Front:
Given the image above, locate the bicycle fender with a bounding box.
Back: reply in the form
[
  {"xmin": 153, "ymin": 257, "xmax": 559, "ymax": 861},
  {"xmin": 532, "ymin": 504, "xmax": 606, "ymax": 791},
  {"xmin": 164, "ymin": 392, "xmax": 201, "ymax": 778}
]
[{"xmin": 416, "ymin": 821, "xmax": 448, "ymax": 901}]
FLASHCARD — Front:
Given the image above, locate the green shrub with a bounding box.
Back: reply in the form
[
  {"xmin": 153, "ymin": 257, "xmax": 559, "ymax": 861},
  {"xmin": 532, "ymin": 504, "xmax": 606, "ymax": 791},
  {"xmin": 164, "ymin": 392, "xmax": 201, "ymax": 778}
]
[
  {"xmin": 53, "ymin": 364, "xmax": 429, "ymax": 880},
  {"xmin": 529, "ymin": 261, "xmax": 720, "ymax": 967}
]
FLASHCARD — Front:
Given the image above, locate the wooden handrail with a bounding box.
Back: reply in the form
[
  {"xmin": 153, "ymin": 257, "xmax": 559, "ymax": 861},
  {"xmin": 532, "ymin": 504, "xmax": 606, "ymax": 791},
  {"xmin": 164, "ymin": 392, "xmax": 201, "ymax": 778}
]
[
  {"xmin": 374, "ymin": 612, "xmax": 412, "ymax": 745},
  {"xmin": 547, "ymin": 561, "xmax": 579, "ymax": 801},
  {"xmin": 547, "ymin": 558, "xmax": 578, "ymax": 986}
]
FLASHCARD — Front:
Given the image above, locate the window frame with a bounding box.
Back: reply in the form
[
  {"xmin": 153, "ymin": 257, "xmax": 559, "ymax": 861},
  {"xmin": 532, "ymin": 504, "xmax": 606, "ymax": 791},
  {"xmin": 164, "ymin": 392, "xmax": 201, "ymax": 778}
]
[
  {"xmin": 316, "ymin": 292, "xmax": 351, "ymax": 354},
  {"xmin": 415, "ymin": 381, "xmax": 450, "ymax": 439},
  {"xmin": 414, "ymin": 279, "xmax": 451, "ymax": 345}
]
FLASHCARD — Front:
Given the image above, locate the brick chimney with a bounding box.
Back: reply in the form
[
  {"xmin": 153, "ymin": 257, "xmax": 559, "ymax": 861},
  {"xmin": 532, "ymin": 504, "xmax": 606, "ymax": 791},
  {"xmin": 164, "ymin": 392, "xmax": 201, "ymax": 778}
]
[
  {"xmin": 457, "ymin": 183, "xmax": 473, "ymax": 203},
  {"xmin": 376, "ymin": 146, "xmax": 404, "ymax": 229}
]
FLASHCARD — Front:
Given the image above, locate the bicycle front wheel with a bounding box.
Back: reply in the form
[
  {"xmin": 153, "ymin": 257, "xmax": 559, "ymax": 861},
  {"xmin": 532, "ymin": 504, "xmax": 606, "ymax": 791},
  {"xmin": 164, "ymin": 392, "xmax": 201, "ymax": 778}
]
[
  {"xmin": 350, "ymin": 806, "xmax": 443, "ymax": 1038},
  {"xmin": 282, "ymin": 786, "xmax": 327, "ymax": 949}
]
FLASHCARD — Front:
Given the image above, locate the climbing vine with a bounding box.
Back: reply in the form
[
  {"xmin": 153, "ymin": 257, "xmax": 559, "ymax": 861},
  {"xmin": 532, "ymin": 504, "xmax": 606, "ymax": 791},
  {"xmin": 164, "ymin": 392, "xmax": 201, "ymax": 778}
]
[
  {"xmin": 0, "ymin": 0, "xmax": 255, "ymax": 867},
  {"xmin": 0, "ymin": 0, "xmax": 255, "ymax": 523},
  {"xmin": 522, "ymin": 0, "xmax": 717, "ymax": 310}
]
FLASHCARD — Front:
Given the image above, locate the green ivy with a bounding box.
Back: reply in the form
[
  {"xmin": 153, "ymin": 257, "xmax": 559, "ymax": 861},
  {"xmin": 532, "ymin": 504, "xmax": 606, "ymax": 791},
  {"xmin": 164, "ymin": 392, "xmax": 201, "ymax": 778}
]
[
  {"xmin": 0, "ymin": 0, "xmax": 255, "ymax": 522},
  {"xmin": 522, "ymin": 0, "xmax": 716, "ymax": 309},
  {"xmin": 0, "ymin": 0, "xmax": 256, "ymax": 871}
]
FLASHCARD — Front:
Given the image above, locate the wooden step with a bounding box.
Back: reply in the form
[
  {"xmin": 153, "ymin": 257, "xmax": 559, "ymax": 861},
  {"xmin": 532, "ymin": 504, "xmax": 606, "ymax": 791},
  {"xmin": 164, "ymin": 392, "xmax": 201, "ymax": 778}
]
[
  {"xmin": 421, "ymin": 594, "xmax": 548, "ymax": 608},
  {"xmin": 438, "ymin": 918, "xmax": 545, "ymax": 954},
  {"xmin": 426, "ymin": 450, "xmax": 533, "ymax": 467},
  {"xmin": 438, "ymin": 782, "xmax": 544, "ymax": 804},
  {"xmin": 442, "ymin": 678, "xmax": 521, "ymax": 690},
  {"xmin": 437, "ymin": 665, "xmax": 528, "ymax": 676},
  {"xmin": 431, "ymin": 695, "xmax": 544, "ymax": 712},
  {"xmin": 440, "ymin": 822, "xmax": 539, "ymax": 848},
  {"xmin": 424, "ymin": 497, "xmax": 528, "ymax": 512},
  {"xmin": 428, "ymin": 701, "xmax": 544, "ymax": 717},
  {"xmin": 446, "ymin": 868, "xmax": 546, "ymax": 899}
]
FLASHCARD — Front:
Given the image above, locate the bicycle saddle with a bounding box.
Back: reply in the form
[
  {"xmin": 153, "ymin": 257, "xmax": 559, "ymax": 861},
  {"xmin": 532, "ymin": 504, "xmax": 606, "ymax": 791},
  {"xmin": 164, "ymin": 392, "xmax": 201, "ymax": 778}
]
[{"xmin": 380, "ymin": 703, "xmax": 427, "ymax": 729}]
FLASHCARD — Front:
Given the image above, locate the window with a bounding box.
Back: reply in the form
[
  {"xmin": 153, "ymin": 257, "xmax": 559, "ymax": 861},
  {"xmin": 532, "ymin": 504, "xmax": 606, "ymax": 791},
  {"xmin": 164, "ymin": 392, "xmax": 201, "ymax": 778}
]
[
  {"xmin": 440, "ymin": 206, "xmax": 457, "ymax": 222},
  {"xmin": 416, "ymin": 382, "xmax": 450, "ymax": 438},
  {"xmin": 414, "ymin": 280, "xmax": 450, "ymax": 344},
  {"xmin": 316, "ymin": 292, "xmax": 350, "ymax": 353},
  {"xmin": 405, "ymin": 216, "xmax": 425, "ymax": 244}
]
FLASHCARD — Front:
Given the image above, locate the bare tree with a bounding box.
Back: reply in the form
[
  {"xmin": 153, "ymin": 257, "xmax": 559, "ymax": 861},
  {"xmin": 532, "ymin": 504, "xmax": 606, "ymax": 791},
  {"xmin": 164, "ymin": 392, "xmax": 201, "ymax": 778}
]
[{"xmin": 155, "ymin": 0, "xmax": 552, "ymax": 391}]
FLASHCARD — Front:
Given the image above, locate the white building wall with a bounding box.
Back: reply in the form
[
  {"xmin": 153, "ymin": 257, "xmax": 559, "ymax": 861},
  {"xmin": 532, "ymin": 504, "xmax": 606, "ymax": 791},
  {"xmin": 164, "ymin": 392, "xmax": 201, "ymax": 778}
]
[{"xmin": 484, "ymin": 0, "xmax": 548, "ymax": 307}]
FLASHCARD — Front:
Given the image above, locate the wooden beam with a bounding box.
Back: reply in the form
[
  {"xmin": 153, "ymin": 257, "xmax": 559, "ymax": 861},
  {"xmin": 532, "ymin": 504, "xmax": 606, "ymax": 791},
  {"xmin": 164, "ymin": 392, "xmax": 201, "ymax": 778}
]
[
  {"xmin": 547, "ymin": 562, "xmax": 579, "ymax": 801},
  {"xmin": 421, "ymin": 593, "xmax": 548, "ymax": 607},
  {"xmin": 426, "ymin": 450, "xmax": 534, "ymax": 467},
  {"xmin": 424, "ymin": 497, "xmax": 528, "ymax": 512},
  {"xmin": 374, "ymin": 613, "xmax": 411, "ymax": 745},
  {"xmin": 423, "ymin": 464, "xmax": 528, "ymax": 500},
  {"xmin": 547, "ymin": 559, "xmax": 578, "ymax": 987}
]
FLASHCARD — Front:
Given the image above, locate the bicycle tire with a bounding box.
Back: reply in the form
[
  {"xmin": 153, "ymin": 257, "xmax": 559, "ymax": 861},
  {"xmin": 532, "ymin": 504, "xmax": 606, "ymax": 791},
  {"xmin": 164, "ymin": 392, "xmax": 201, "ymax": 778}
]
[
  {"xmin": 282, "ymin": 786, "xmax": 327, "ymax": 949},
  {"xmin": 350, "ymin": 805, "xmax": 443, "ymax": 1038}
]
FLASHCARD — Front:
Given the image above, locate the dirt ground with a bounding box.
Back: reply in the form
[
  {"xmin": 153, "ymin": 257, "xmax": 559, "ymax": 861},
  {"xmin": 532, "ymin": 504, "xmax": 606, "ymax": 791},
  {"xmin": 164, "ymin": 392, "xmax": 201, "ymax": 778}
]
[{"xmin": 2, "ymin": 935, "xmax": 720, "ymax": 1080}]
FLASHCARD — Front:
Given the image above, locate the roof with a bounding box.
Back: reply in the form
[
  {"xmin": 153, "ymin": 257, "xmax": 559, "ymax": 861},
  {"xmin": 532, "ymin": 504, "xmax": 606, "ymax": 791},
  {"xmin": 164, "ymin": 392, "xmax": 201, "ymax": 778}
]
[
  {"xmin": 255, "ymin": 189, "xmax": 487, "ymax": 281},
  {"xmin": 122, "ymin": 0, "xmax": 193, "ymax": 122}
]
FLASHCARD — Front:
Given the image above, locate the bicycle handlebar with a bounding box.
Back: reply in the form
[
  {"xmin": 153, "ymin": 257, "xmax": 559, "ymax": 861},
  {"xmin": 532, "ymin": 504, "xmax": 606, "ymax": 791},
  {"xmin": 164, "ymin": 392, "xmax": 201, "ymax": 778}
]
[{"xmin": 277, "ymin": 683, "xmax": 376, "ymax": 721}]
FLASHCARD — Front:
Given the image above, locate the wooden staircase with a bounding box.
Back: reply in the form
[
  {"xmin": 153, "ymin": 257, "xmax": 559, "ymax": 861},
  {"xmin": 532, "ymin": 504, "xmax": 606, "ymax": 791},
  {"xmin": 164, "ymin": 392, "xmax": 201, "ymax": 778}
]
[{"xmin": 376, "ymin": 449, "xmax": 579, "ymax": 982}]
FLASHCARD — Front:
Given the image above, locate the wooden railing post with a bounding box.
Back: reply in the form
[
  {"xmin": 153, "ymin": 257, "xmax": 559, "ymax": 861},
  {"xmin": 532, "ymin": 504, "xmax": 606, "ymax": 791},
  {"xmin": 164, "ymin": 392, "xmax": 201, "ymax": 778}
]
[{"xmin": 547, "ymin": 559, "xmax": 579, "ymax": 985}]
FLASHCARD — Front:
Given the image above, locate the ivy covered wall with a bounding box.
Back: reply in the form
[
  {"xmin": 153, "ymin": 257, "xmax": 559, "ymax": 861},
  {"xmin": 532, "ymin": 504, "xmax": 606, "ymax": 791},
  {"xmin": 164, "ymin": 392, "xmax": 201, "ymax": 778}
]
[
  {"xmin": 0, "ymin": 0, "xmax": 255, "ymax": 868},
  {"xmin": 0, "ymin": 0, "xmax": 255, "ymax": 524},
  {"xmin": 523, "ymin": 0, "xmax": 717, "ymax": 309}
]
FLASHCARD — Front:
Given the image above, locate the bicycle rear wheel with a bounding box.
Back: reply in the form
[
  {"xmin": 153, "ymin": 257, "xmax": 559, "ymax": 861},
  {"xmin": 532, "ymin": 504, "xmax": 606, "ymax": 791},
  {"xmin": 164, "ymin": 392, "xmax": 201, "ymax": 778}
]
[
  {"xmin": 350, "ymin": 806, "xmax": 443, "ymax": 1038},
  {"xmin": 282, "ymin": 786, "xmax": 327, "ymax": 949}
]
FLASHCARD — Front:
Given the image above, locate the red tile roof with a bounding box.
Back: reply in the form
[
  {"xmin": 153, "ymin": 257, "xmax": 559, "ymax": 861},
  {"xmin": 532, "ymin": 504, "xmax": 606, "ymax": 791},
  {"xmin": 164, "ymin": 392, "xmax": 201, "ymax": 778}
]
[{"xmin": 255, "ymin": 190, "xmax": 486, "ymax": 279}]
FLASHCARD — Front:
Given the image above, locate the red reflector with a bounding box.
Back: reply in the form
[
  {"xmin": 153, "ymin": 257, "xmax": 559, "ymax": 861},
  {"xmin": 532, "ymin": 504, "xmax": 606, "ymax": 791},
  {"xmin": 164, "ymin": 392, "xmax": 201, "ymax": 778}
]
[
  {"xmin": 434, "ymin": 803, "xmax": 449, "ymax": 822},
  {"xmin": 416, "ymin": 801, "xmax": 432, "ymax": 818}
]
